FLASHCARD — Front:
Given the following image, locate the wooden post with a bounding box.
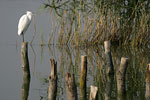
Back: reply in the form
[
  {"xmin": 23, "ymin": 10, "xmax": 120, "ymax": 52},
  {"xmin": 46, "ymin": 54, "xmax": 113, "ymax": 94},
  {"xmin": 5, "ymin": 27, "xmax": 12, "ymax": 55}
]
[
  {"xmin": 116, "ymin": 57, "xmax": 128, "ymax": 100},
  {"xmin": 80, "ymin": 55, "xmax": 87, "ymax": 100},
  {"xmin": 21, "ymin": 42, "xmax": 29, "ymax": 68},
  {"xmin": 21, "ymin": 42, "xmax": 30, "ymax": 100},
  {"xmin": 65, "ymin": 73, "xmax": 77, "ymax": 100},
  {"xmin": 89, "ymin": 85, "xmax": 98, "ymax": 100},
  {"xmin": 48, "ymin": 59, "xmax": 57, "ymax": 100},
  {"xmin": 104, "ymin": 41, "xmax": 114, "ymax": 75},
  {"xmin": 145, "ymin": 64, "xmax": 150, "ymax": 100},
  {"xmin": 21, "ymin": 66, "xmax": 30, "ymax": 100},
  {"xmin": 104, "ymin": 41, "xmax": 114, "ymax": 100}
]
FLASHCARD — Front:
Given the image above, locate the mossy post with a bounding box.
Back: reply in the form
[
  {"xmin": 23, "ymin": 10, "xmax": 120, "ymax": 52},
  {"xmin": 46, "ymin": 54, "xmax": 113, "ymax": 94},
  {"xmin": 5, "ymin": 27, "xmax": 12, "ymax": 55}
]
[
  {"xmin": 104, "ymin": 41, "xmax": 114, "ymax": 75},
  {"xmin": 21, "ymin": 42, "xmax": 30, "ymax": 100},
  {"xmin": 116, "ymin": 57, "xmax": 128, "ymax": 100},
  {"xmin": 145, "ymin": 64, "xmax": 150, "ymax": 100},
  {"xmin": 65, "ymin": 73, "xmax": 77, "ymax": 100},
  {"xmin": 48, "ymin": 59, "xmax": 57, "ymax": 100},
  {"xmin": 80, "ymin": 55, "xmax": 87, "ymax": 100},
  {"xmin": 89, "ymin": 85, "xmax": 98, "ymax": 100}
]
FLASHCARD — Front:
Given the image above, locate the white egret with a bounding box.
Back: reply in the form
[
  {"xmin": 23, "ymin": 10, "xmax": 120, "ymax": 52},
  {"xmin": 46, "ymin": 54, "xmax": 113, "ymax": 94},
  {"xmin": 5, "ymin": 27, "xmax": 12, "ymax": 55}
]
[{"xmin": 18, "ymin": 11, "xmax": 33, "ymax": 42}]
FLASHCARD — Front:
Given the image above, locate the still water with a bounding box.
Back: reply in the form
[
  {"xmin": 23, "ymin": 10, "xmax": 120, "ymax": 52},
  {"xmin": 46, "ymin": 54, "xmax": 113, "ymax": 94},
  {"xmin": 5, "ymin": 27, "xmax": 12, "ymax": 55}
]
[{"xmin": 0, "ymin": 0, "xmax": 149, "ymax": 100}]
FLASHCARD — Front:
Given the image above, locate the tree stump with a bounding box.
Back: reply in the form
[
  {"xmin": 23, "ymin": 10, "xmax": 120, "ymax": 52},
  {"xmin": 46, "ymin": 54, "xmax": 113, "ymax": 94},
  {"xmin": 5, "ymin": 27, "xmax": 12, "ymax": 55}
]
[
  {"xmin": 48, "ymin": 59, "xmax": 57, "ymax": 100},
  {"xmin": 116, "ymin": 57, "xmax": 128, "ymax": 100},
  {"xmin": 65, "ymin": 73, "xmax": 77, "ymax": 100}
]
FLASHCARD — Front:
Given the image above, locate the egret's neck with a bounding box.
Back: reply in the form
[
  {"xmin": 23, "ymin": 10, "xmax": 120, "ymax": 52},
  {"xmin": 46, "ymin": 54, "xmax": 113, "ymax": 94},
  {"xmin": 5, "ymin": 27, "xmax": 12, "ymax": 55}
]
[{"xmin": 27, "ymin": 14, "xmax": 32, "ymax": 20}]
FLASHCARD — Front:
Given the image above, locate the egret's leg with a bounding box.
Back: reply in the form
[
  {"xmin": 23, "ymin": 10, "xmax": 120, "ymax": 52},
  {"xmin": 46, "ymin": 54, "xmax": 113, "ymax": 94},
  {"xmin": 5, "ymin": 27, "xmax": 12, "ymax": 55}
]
[{"xmin": 22, "ymin": 35, "xmax": 24, "ymax": 42}]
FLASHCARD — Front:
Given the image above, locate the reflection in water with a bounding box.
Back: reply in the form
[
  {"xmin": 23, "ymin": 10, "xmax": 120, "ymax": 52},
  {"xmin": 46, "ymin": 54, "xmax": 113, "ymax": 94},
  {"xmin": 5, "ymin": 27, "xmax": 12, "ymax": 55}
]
[
  {"xmin": 104, "ymin": 75, "xmax": 114, "ymax": 100},
  {"xmin": 20, "ymin": 44, "xmax": 150, "ymax": 100},
  {"xmin": 65, "ymin": 46, "xmax": 74, "ymax": 73},
  {"xmin": 30, "ymin": 44, "xmax": 36, "ymax": 75},
  {"xmin": 40, "ymin": 45, "xmax": 43, "ymax": 64},
  {"xmin": 30, "ymin": 15, "xmax": 37, "ymax": 44}
]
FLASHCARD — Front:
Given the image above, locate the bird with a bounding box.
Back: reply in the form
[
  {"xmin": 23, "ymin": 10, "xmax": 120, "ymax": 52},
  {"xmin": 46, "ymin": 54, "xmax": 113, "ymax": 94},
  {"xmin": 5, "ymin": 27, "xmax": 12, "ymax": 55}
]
[{"xmin": 18, "ymin": 11, "xmax": 33, "ymax": 42}]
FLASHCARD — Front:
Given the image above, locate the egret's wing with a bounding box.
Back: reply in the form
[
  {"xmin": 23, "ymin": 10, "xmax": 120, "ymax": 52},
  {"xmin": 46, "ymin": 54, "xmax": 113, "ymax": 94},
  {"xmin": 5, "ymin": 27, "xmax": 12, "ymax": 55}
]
[{"xmin": 18, "ymin": 15, "xmax": 30, "ymax": 35}]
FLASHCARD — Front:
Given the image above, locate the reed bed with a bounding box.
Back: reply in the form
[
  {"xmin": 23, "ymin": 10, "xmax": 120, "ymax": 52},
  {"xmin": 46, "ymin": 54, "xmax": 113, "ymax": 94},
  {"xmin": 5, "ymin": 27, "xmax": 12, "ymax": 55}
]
[{"xmin": 41, "ymin": 0, "xmax": 150, "ymax": 47}]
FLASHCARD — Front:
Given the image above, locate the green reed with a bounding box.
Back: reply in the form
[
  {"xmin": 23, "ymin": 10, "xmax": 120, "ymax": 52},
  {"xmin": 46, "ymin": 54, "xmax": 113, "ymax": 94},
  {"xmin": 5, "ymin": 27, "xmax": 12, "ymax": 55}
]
[
  {"xmin": 42, "ymin": 0, "xmax": 150, "ymax": 47},
  {"xmin": 40, "ymin": 29, "xmax": 44, "ymax": 46}
]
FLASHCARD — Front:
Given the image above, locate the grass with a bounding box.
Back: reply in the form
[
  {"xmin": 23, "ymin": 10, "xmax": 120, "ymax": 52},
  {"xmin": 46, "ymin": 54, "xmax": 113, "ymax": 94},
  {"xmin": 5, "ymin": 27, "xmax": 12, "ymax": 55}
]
[{"xmin": 41, "ymin": 0, "xmax": 150, "ymax": 47}]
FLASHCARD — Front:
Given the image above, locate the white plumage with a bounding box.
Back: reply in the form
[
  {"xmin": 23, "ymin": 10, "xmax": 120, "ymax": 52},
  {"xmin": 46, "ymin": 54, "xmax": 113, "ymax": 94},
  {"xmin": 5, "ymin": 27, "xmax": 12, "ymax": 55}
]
[{"xmin": 18, "ymin": 11, "xmax": 33, "ymax": 42}]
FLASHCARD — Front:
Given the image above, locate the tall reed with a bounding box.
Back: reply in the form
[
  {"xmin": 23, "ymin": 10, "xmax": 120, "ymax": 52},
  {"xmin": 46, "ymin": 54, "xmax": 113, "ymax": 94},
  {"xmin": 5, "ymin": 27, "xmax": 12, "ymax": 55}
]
[{"xmin": 42, "ymin": 0, "xmax": 150, "ymax": 47}]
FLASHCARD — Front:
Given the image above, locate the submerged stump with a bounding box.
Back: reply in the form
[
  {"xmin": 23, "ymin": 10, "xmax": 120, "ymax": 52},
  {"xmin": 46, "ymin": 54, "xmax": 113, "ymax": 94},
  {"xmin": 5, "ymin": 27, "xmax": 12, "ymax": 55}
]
[
  {"xmin": 146, "ymin": 64, "xmax": 150, "ymax": 100},
  {"xmin": 21, "ymin": 42, "xmax": 30, "ymax": 100},
  {"xmin": 48, "ymin": 59, "xmax": 57, "ymax": 100},
  {"xmin": 116, "ymin": 57, "xmax": 128, "ymax": 100},
  {"xmin": 65, "ymin": 73, "xmax": 77, "ymax": 100},
  {"xmin": 80, "ymin": 55, "xmax": 87, "ymax": 100}
]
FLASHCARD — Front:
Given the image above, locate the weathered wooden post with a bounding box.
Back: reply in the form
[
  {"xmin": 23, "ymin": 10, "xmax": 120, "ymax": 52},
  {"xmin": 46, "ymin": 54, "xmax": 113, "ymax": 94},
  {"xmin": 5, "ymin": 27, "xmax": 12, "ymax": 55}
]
[
  {"xmin": 65, "ymin": 73, "xmax": 77, "ymax": 100},
  {"xmin": 21, "ymin": 42, "xmax": 29, "ymax": 69},
  {"xmin": 22, "ymin": 66, "xmax": 30, "ymax": 100},
  {"xmin": 80, "ymin": 55, "xmax": 87, "ymax": 100},
  {"xmin": 21, "ymin": 42, "xmax": 30, "ymax": 100},
  {"xmin": 48, "ymin": 59, "xmax": 57, "ymax": 100},
  {"xmin": 104, "ymin": 41, "xmax": 114, "ymax": 75},
  {"xmin": 89, "ymin": 85, "xmax": 98, "ymax": 100},
  {"xmin": 116, "ymin": 57, "xmax": 128, "ymax": 100},
  {"xmin": 104, "ymin": 41, "xmax": 114, "ymax": 100},
  {"xmin": 145, "ymin": 64, "xmax": 150, "ymax": 100}
]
